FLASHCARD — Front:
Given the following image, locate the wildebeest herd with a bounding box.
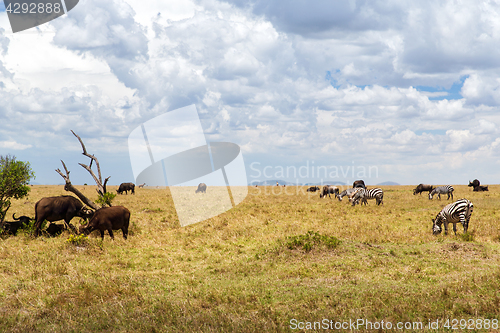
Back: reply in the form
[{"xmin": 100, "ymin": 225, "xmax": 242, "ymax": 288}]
[{"xmin": 0, "ymin": 179, "xmax": 489, "ymax": 239}]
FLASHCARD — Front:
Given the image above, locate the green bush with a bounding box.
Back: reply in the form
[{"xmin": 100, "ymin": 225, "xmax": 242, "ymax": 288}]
[
  {"xmin": 95, "ymin": 191, "xmax": 116, "ymax": 207},
  {"xmin": 18, "ymin": 219, "xmax": 46, "ymax": 236}
]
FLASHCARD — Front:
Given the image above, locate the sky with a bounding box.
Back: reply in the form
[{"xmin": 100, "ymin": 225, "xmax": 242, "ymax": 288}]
[{"xmin": 0, "ymin": 0, "xmax": 500, "ymax": 186}]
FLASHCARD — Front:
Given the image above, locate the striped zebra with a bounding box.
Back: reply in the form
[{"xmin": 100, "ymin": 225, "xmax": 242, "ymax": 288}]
[
  {"xmin": 336, "ymin": 188, "xmax": 361, "ymax": 201},
  {"xmin": 432, "ymin": 199, "xmax": 473, "ymax": 235},
  {"xmin": 428, "ymin": 185, "xmax": 454, "ymax": 200},
  {"xmin": 350, "ymin": 188, "xmax": 383, "ymax": 206}
]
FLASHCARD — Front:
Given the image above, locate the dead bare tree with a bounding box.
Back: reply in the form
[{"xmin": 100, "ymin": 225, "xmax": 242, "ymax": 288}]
[{"xmin": 55, "ymin": 130, "xmax": 112, "ymax": 211}]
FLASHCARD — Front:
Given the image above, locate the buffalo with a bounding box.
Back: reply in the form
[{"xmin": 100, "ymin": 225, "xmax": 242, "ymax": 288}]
[
  {"xmin": 46, "ymin": 223, "xmax": 65, "ymax": 237},
  {"xmin": 473, "ymin": 185, "xmax": 489, "ymax": 192},
  {"xmin": 353, "ymin": 180, "xmax": 366, "ymax": 189},
  {"xmin": 320, "ymin": 185, "xmax": 339, "ymax": 198},
  {"xmin": 307, "ymin": 186, "xmax": 320, "ymax": 192},
  {"xmin": 413, "ymin": 184, "xmax": 434, "ymax": 195},
  {"xmin": 79, "ymin": 206, "xmax": 130, "ymax": 240},
  {"xmin": 196, "ymin": 183, "xmax": 207, "ymax": 193},
  {"xmin": 468, "ymin": 179, "xmax": 480, "ymax": 187},
  {"xmin": 117, "ymin": 182, "xmax": 135, "ymax": 195},
  {"xmin": 34, "ymin": 196, "xmax": 93, "ymax": 237}
]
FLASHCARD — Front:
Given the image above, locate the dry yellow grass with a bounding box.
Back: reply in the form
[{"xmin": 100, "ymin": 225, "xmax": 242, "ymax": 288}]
[{"xmin": 0, "ymin": 184, "xmax": 500, "ymax": 332}]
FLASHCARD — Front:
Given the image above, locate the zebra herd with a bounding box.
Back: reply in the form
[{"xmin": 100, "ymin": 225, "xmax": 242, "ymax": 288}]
[
  {"xmin": 312, "ymin": 181, "xmax": 479, "ymax": 236},
  {"xmin": 317, "ymin": 184, "xmax": 384, "ymax": 206}
]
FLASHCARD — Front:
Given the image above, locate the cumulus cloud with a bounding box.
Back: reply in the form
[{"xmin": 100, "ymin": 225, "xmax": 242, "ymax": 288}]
[{"xmin": 0, "ymin": 0, "xmax": 500, "ymax": 183}]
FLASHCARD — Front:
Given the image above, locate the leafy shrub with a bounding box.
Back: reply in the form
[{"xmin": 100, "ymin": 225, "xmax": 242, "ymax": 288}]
[
  {"xmin": 18, "ymin": 219, "xmax": 46, "ymax": 236},
  {"xmin": 66, "ymin": 234, "xmax": 89, "ymax": 246},
  {"xmin": 95, "ymin": 192, "xmax": 116, "ymax": 207},
  {"xmin": 284, "ymin": 231, "xmax": 341, "ymax": 252}
]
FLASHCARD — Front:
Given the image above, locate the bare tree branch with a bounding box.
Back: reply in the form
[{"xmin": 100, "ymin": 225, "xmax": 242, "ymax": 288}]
[
  {"xmin": 56, "ymin": 161, "xmax": 99, "ymax": 210},
  {"xmin": 71, "ymin": 130, "xmax": 103, "ymax": 186},
  {"xmin": 55, "ymin": 131, "xmax": 114, "ymax": 209}
]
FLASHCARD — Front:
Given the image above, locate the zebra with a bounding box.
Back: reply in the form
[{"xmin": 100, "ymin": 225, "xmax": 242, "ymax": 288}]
[
  {"xmin": 337, "ymin": 188, "xmax": 361, "ymax": 201},
  {"xmin": 432, "ymin": 199, "xmax": 473, "ymax": 235},
  {"xmin": 428, "ymin": 185, "xmax": 454, "ymax": 200},
  {"xmin": 350, "ymin": 188, "xmax": 383, "ymax": 206}
]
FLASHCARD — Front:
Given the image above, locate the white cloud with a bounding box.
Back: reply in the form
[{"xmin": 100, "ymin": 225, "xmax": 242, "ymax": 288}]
[
  {"xmin": 0, "ymin": 0, "xmax": 500, "ymax": 184},
  {"xmin": 0, "ymin": 140, "xmax": 31, "ymax": 150}
]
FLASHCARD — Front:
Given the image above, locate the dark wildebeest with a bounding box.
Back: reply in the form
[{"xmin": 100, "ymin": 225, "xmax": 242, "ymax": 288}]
[
  {"xmin": 117, "ymin": 182, "xmax": 135, "ymax": 195},
  {"xmin": 46, "ymin": 223, "xmax": 65, "ymax": 237},
  {"xmin": 468, "ymin": 179, "xmax": 480, "ymax": 188},
  {"xmin": 196, "ymin": 183, "xmax": 207, "ymax": 193},
  {"xmin": 79, "ymin": 206, "xmax": 130, "ymax": 240},
  {"xmin": 413, "ymin": 184, "xmax": 434, "ymax": 195},
  {"xmin": 320, "ymin": 185, "xmax": 339, "ymax": 198},
  {"xmin": 473, "ymin": 185, "xmax": 489, "ymax": 192},
  {"xmin": 34, "ymin": 196, "xmax": 93, "ymax": 237},
  {"xmin": 353, "ymin": 180, "xmax": 366, "ymax": 189},
  {"xmin": 307, "ymin": 186, "xmax": 320, "ymax": 192}
]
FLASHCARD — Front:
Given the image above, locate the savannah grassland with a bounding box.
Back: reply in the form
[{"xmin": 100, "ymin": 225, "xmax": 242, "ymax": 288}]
[{"xmin": 1, "ymin": 185, "xmax": 500, "ymax": 333}]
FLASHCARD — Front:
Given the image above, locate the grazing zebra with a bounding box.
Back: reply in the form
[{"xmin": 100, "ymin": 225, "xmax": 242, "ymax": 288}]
[
  {"xmin": 428, "ymin": 185, "xmax": 454, "ymax": 200},
  {"xmin": 350, "ymin": 188, "xmax": 383, "ymax": 206},
  {"xmin": 432, "ymin": 199, "xmax": 473, "ymax": 235},
  {"xmin": 337, "ymin": 188, "xmax": 361, "ymax": 201}
]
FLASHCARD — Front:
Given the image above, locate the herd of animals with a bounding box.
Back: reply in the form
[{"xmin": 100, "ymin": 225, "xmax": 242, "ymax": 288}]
[
  {"xmin": 306, "ymin": 178, "xmax": 484, "ymax": 236},
  {"xmin": 0, "ymin": 179, "xmax": 489, "ymax": 239}
]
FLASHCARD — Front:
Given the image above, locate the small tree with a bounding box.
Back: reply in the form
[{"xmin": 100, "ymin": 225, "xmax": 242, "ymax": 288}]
[{"xmin": 0, "ymin": 155, "xmax": 35, "ymax": 223}]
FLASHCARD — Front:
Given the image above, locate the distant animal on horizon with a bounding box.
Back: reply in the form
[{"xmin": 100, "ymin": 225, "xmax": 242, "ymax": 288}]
[
  {"xmin": 413, "ymin": 184, "xmax": 434, "ymax": 195},
  {"xmin": 353, "ymin": 180, "xmax": 366, "ymax": 189},
  {"xmin": 117, "ymin": 182, "xmax": 135, "ymax": 195},
  {"xmin": 307, "ymin": 186, "xmax": 320, "ymax": 192},
  {"xmin": 432, "ymin": 199, "xmax": 473, "ymax": 235},
  {"xmin": 350, "ymin": 188, "xmax": 383, "ymax": 206},
  {"xmin": 80, "ymin": 206, "xmax": 130, "ymax": 240},
  {"xmin": 473, "ymin": 185, "xmax": 489, "ymax": 192},
  {"xmin": 337, "ymin": 188, "xmax": 361, "ymax": 202},
  {"xmin": 320, "ymin": 185, "xmax": 339, "ymax": 198},
  {"xmin": 196, "ymin": 183, "xmax": 207, "ymax": 193},
  {"xmin": 138, "ymin": 183, "xmax": 146, "ymax": 188},
  {"xmin": 429, "ymin": 185, "xmax": 454, "ymax": 200},
  {"xmin": 468, "ymin": 179, "xmax": 480, "ymax": 188},
  {"xmin": 34, "ymin": 196, "xmax": 93, "ymax": 237}
]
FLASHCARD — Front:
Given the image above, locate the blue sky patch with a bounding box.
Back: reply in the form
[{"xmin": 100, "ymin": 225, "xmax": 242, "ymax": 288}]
[
  {"xmin": 415, "ymin": 129, "xmax": 447, "ymax": 136},
  {"xmin": 416, "ymin": 75, "xmax": 468, "ymax": 101}
]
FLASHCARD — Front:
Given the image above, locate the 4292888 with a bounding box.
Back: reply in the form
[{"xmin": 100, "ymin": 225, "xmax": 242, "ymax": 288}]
[
  {"xmin": 443, "ymin": 318, "xmax": 498, "ymax": 330},
  {"xmin": 6, "ymin": 2, "xmax": 62, "ymax": 14}
]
